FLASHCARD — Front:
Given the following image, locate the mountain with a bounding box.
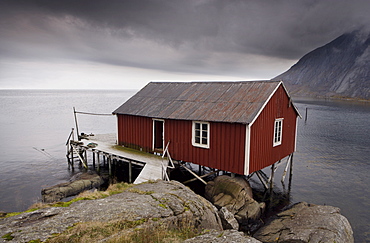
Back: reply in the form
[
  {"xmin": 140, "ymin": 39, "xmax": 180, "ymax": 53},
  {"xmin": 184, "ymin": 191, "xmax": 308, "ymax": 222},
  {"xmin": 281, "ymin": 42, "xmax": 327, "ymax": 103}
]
[{"xmin": 273, "ymin": 30, "xmax": 370, "ymax": 100}]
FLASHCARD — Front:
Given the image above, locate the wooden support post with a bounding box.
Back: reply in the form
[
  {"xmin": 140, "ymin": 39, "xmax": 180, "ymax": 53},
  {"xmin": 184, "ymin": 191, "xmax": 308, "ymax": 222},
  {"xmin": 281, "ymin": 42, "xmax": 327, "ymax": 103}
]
[
  {"xmin": 66, "ymin": 143, "xmax": 71, "ymax": 169},
  {"xmin": 129, "ymin": 160, "xmax": 132, "ymax": 183},
  {"xmin": 92, "ymin": 150, "xmax": 95, "ymax": 169},
  {"xmin": 288, "ymin": 153, "xmax": 294, "ymax": 192},
  {"xmin": 305, "ymin": 107, "xmax": 308, "ymax": 123},
  {"xmin": 73, "ymin": 107, "xmax": 80, "ymax": 141},
  {"xmin": 269, "ymin": 163, "xmax": 275, "ymax": 190},
  {"xmin": 281, "ymin": 154, "xmax": 291, "ymax": 183},
  {"xmin": 71, "ymin": 144, "xmax": 74, "ymax": 168},
  {"xmin": 96, "ymin": 152, "xmax": 100, "ymax": 173},
  {"xmin": 198, "ymin": 164, "xmax": 202, "ymax": 176},
  {"xmin": 84, "ymin": 150, "xmax": 87, "ymax": 167},
  {"xmin": 108, "ymin": 155, "xmax": 112, "ymax": 176},
  {"xmin": 256, "ymin": 171, "xmax": 269, "ymax": 190}
]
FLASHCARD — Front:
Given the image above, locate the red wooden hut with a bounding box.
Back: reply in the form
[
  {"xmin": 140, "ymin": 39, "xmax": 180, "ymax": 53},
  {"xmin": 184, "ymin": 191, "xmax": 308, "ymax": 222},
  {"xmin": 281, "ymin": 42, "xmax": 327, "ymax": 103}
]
[{"xmin": 113, "ymin": 81, "xmax": 300, "ymax": 175}]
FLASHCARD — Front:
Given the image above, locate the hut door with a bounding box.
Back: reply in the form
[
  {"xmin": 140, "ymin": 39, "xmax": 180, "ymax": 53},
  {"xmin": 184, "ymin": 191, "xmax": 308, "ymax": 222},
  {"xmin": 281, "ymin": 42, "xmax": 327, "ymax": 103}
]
[{"xmin": 153, "ymin": 120, "xmax": 164, "ymax": 151}]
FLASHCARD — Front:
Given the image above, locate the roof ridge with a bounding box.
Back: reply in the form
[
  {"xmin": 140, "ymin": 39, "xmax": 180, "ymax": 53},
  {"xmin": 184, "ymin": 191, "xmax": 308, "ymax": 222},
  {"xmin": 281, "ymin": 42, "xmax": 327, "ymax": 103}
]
[{"xmin": 149, "ymin": 80, "xmax": 278, "ymax": 84}]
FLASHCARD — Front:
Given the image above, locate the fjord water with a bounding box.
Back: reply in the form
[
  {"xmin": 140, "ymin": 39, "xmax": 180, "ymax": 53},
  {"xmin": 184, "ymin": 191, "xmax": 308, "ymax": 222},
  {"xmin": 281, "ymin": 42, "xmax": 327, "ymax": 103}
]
[
  {"xmin": 291, "ymin": 99, "xmax": 370, "ymax": 242},
  {"xmin": 0, "ymin": 90, "xmax": 369, "ymax": 241},
  {"xmin": 0, "ymin": 89, "xmax": 135, "ymax": 211}
]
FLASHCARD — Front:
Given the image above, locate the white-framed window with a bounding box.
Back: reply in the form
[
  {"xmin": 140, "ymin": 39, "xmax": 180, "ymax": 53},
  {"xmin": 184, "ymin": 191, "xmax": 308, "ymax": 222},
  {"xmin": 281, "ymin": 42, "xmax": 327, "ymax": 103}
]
[
  {"xmin": 192, "ymin": 121, "xmax": 210, "ymax": 148},
  {"xmin": 273, "ymin": 118, "xmax": 283, "ymax": 147}
]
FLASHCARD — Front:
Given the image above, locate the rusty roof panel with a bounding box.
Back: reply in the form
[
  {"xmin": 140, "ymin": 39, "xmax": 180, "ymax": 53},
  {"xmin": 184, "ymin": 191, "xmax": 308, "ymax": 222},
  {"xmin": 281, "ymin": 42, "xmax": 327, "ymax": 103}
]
[
  {"xmin": 113, "ymin": 81, "xmax": 284, "ymax": 124},
  {"xmin": 166, "ymin": 101, "xmax": 202, "ymax": 120}
]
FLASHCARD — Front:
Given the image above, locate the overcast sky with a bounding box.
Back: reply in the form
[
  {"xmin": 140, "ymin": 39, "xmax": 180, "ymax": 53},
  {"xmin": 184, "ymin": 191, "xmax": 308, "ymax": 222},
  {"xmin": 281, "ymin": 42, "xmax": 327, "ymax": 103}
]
[{"xmin": 1, "ymin": 0, "xmax": 370, "ymax": 89}]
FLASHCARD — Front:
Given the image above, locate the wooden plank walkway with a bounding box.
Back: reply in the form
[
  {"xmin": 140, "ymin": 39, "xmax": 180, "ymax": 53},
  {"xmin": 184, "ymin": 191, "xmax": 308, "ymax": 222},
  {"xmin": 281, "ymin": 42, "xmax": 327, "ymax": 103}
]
[{"xmin": 70, "ymin": 134, "xmax": 168, "ymax": 184}]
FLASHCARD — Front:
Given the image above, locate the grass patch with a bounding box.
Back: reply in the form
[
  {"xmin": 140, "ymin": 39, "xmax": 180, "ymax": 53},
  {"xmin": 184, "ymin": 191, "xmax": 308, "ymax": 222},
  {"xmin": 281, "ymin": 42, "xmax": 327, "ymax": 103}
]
[
  {"xmin": 111, "ymin": 222, "xmax": 200, "ymax": 243},
  {"xmin": 1, "ymin": 208, "xmax": 38, "ymax": 219},
  {"xmin": 1, "ymin": 232, "xmax": 14, "ymax": 241},
  {"xmin": 41, "ymin": 205, "xmax": 201, "ymax": 243},
  {"xmin": 127, "ymin": 188, "xmax": 154, "ymax": 195},
  {"xmin": 50, "ymin": 182, "xmax": 134, "ymax": 208},
  {"xmin": 46, "ymin": 219, "xmax": 148, "ymax": 243},
  {"xmin": 46, "ymin": 218, "xmax": 200, "ymax": 243},
  {"xmin": 158, "ymin": 203, "xmax": 168, "ymax": 209}
]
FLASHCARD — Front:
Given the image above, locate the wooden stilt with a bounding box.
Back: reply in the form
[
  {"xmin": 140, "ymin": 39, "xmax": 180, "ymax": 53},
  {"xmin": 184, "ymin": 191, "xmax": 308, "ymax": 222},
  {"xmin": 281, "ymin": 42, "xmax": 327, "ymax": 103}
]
[
  {"xmin": 256, "ymin": 171, "xmax": 269, "ymax": 190},
  {"xmin": 288, "ymin": 153, "xmax": 294, "ymax": 193},
  {"xmin": 305, "ymin": 107, "xmax": 308, "ymax": 123},
  {"xmin": 97, "ymin": 152, "xmax": 100, "ymax": 173},
  {"xmin": 129, "ymin": 160, "xmax": 132, "ymax": 183},
  {"xmin": 71, "ymin": 145, "xmax": 74, "ymax": 168},
  {"xmin": 269, "ymin": 163, "xmax": 275, "ymax": 190},
  {"xmin": 84, "ymin": 150, "xmax": 87, "ymax": 168},
  {"xmin": 281, "ymin": 154, "xmax": 291, "ymax": 183},
  {"xmin": 92, "ymin": 150, "xmax": 95, "ymax": 169},
  {"xmin": 108, "ymin": 155, "xmax": 112, "ymax": 176},
  {"xmin": 73, "ymin": 107, "xmax": 80, "ymax": 140}
]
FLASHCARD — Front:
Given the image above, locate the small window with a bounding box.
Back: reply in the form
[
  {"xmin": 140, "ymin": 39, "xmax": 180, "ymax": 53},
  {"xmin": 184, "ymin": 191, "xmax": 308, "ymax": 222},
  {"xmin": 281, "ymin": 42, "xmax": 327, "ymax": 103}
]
[
  {"xmin": 192, "ymin": 121, "xmax": 210, "ymax": 148},
  {"xmin": 273, "ymin": 118, "xmax": 283, "ymax": 146}
]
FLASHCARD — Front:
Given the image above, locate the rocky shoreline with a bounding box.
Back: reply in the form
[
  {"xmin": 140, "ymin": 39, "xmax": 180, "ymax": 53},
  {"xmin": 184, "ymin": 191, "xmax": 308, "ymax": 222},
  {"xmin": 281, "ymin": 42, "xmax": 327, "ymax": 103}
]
[{"xmin": 0, "ymin": 177, "xmax": 353, "ymax": 242}]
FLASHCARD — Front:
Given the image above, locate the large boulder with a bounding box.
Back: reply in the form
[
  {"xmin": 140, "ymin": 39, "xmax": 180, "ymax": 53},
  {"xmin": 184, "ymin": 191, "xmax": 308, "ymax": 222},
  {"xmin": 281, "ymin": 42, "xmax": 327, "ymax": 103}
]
[
  {"xmin": 254, "ymin": 202, "xmax": 354, "ymax": 243},
  {"xmin": 0, "ymin": 180, "xmax": 222, "ymax": 242},
  {"xmin": 41, "ymin": 171, "xmax": 105, "ymax": 203},
  {"xmin": 205, "ymin": 175, "xmax": 265, "ymax": 225}
]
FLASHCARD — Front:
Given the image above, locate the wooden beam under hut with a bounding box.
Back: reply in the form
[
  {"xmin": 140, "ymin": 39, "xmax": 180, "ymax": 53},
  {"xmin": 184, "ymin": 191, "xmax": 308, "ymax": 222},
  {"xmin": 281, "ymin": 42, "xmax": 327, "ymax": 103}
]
[
  {"xmin": 179, "ymin": 163, "xmax": 207, "ymax": 185},
  {"xmin": 183, "ymin": 170, "xmax": 219, "ymax": 184}
]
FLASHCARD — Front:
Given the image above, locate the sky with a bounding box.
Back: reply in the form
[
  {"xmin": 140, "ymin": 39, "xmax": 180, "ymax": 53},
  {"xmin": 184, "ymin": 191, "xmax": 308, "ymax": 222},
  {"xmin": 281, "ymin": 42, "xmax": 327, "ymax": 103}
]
[{"xmin": 1, "ymin": 0, "xmax": 370, "ymax": 89}]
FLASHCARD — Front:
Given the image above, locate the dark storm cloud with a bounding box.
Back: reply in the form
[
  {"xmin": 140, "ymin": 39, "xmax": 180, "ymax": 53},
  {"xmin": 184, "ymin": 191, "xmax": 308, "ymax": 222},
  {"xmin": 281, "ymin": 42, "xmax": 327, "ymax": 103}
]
[{"xmin": 1, "ymin": 0, "xmax": 370, "ymax": 77}]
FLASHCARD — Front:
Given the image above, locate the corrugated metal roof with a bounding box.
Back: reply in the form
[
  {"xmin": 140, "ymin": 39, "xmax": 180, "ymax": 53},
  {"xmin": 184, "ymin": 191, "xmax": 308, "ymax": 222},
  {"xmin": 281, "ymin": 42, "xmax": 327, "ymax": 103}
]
[{"xmin": 113, "ymin": 81, "xmax": 285, "ymax": 124}]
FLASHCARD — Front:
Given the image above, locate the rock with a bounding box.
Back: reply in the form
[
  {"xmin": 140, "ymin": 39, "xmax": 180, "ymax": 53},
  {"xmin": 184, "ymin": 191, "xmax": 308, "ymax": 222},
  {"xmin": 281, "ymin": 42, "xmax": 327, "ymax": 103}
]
[
  {"xmin": 0, "ymin": 212, "xmax": 6, "ymax": 218},
  {"xmin": 218, "ymin": 207, "xmax": 239, "ymax": 230},
  {"xmin": 0, "ymin": 180, "xmax": 222, "ymax": 242},
  {"xmin": 41, "ymin": 171, "xmax": 105, "ymax": 203},
  {"xmin": 254, "ymin": 202, "xmax": 354, "ymax": 243},
  {"xmin": 183, "ymin": 229, "xmax": 262, "ymax": 243},
  {"xmin": 205, "ymin": 175, "xmax": 265, "ymax": 226}
]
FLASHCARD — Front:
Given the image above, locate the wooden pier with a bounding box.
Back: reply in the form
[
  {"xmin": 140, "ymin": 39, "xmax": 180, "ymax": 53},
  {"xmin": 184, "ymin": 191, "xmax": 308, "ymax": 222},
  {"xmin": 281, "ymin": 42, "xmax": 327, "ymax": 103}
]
[{"xmin": 66, "ymin": 132, "xmax": 171, "ymax": 184}]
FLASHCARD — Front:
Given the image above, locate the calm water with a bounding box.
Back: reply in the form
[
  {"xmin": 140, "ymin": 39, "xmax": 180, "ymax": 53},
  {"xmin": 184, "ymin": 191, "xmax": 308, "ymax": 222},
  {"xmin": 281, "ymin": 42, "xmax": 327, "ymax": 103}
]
[
  {"xmin": 0, "ymin": 90, "xmax": 369, "ymax": 242},
  {"xmin": 0, "ymin": 90, "xmax": 135, "ymax": 211}
]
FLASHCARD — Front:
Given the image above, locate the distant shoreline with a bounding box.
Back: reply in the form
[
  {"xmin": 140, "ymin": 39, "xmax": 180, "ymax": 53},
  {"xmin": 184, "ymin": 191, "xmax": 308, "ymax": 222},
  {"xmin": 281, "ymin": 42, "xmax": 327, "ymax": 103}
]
[{"xmin": 292, "ymin": 95, "xmax": 370, "ymax": 104}]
